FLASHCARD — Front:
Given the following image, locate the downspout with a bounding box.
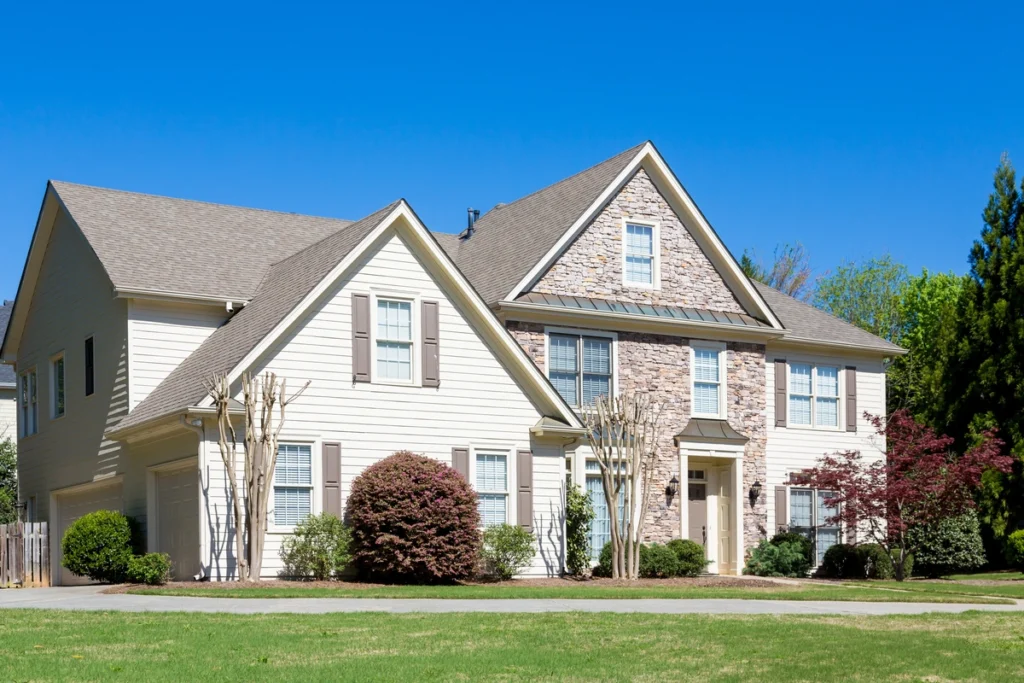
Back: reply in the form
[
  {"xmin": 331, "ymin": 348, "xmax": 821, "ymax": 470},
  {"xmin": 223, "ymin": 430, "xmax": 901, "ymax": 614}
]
[{"xmin": 180, "ymin": 415, "xmax": 210, "ymax": 581}]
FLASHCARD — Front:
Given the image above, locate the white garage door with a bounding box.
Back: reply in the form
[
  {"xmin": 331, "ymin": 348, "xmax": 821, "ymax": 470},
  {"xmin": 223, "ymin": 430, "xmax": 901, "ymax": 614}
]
[
  {"xmin": 56, "ymin": 483, "xmax": 124, "ymax": 586},
  {"xmin": 156, "ymin": 466, "xmax": 200, "ymax": 580}
]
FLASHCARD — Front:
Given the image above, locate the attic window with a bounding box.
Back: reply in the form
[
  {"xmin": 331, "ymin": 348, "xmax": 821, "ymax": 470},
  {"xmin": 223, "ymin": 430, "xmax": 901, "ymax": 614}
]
[{"xmin": 623, "ymin": 221, "xmax": 658, "ymax": 287}]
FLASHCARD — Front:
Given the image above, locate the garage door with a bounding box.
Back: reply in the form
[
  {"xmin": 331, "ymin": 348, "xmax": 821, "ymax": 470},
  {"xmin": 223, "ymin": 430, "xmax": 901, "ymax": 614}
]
[
  {"xmin": 155, "ymin": 466, "xmax": 200, "ymax": 580},
  {"xmin": 56, "ymin": 483, "xmax": 124, "ymax": 586}
]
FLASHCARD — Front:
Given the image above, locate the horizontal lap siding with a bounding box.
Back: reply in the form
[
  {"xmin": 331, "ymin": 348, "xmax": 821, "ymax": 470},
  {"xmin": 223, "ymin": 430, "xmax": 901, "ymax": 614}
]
[
  {"xmin": 527, "ymin": 445, "xmax": 565, "ymax": 577},
  {"xmin": 764, "ymin": 350, "xmax": 886, "ymax": 536},
  {"xmin": 202, "ymin": 230, "xmax": 552, "ymax": 579},
  {"xmin": 128, "ymin": 301, "xmax": 226, "ymax": 410},
  {"xmin": 0, "ymin": 391, "xmax": 15, "ymax": 443}
]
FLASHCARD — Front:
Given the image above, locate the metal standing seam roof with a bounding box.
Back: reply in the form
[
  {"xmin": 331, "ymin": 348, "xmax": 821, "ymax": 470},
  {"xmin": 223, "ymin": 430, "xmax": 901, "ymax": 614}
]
[
  {"xmin": 0, "ymin": 300, "xmax": 14, "ymax": 386},
  {"xmin": 514, "ymin": 292, "xmax": 772, "ymax": 329},
  {"xmin": 674, "ymin": 418, "xmax": 749, "ymax": 445}
]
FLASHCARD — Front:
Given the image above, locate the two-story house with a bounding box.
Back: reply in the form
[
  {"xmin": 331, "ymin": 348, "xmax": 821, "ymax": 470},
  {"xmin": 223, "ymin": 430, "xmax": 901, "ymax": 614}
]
[{"xmin": 1, "ymin": 141, "xmax": 901, "ymax": 584}]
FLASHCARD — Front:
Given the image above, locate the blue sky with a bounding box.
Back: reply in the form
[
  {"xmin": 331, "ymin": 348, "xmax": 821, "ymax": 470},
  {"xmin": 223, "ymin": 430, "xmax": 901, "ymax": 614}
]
[{"xmin": 1, "ymin": 2, "xmax": 1021, "ymax": 299}]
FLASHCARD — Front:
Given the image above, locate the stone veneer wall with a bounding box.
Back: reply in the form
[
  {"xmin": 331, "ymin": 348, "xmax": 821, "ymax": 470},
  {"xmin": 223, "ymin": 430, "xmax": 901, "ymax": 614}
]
[
  {"xmin": 507, "ymin": 320, "xmax": 768, "ymax": 555},
  {"xmin": 530, "ymin": 168, "xmax": 746, "ymax": 313}
]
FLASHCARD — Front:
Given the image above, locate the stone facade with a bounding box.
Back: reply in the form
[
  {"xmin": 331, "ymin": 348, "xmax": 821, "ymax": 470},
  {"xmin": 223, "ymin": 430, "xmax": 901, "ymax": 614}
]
[
  {"xmin": 727, "ymin": 342, "xmax": 768, "ymax": 552},
  {"xmin": 530, "ymin": 168, "xmax": 746, "ymax": 313}
]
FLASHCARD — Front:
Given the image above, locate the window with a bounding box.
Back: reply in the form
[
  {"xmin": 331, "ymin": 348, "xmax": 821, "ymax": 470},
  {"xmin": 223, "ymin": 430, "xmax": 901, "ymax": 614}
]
[
  {"xmin": 790, "ymin": 487, "xmax": 840, "ymax": 565},
  {"xmin": 20, "ymin": 370, "xmax": 37, "ymax": 436},
  {"xmin": 624, "ymin": 222, "xmax": 655, "ymax": 286},
  {"xmin": 274, "ymin": 444, "xmax": 312, "ymax": 526},
  {"xmin": 51, "ymin": 353, "xmax": 65, "ymax": 418},
  {"xmin": 548, "ymin": 333, "xmax": 612, "ymax": 407},
  {"xmin": 789, "ymin": 363, "xmax": 839, "ymax": 427},
  {"xmin": 476, "ymin": 452, "xmax": 508, "ymax": 527},
  {"xmin": 691, "ymin": 345, "xmax": 724, "ymax": 418},
  {"xmin": 84, "ymin": 337, "xmax": 94, "ymax": 396},
  {"xmin": 375, "ymin": 299, "xmax": 413, "ymax": 382},
  {"xmin": 585, "ymin": 460, "xmax": 626, "ymax": 562}
]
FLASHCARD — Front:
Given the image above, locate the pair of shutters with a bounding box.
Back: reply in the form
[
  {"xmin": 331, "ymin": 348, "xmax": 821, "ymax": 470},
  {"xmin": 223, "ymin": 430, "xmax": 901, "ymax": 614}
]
[
  {"xmin": 773, "ymin": 359, "xmax": 858, "ymax": 432},
  {"xmin": 451, "ymin": 447, "xmax": 534, "ymax": 531},
  {"xmin": 351, "ymin": 294, "xmax": 440, "ymax": 387}
]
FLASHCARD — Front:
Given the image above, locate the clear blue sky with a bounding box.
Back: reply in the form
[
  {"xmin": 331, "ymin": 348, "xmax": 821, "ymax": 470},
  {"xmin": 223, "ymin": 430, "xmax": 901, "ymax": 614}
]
[{"xmin": 2, "ymin": 2, "xmax": 1021, "ymax": 299}]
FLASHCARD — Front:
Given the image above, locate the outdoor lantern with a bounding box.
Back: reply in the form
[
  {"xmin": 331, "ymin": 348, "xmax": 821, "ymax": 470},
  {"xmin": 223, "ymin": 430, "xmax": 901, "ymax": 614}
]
[
  {"xmin": 749, "ymin": 480, "xmax": 763, "ymax": 506},
  {"xmin": 666, "ymin": 476, "xmax": 679, "ymax": 497}
]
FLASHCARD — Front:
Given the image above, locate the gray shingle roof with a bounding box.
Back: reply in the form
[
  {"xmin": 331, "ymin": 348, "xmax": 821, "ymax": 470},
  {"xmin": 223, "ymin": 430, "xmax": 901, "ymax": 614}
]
[
  {"xmin": 0, "ymin": 301, "xmax": 14, "ymax": 386},
  {"xmin": 753, "ymin": 281, "xmax": 904, "ymax": 354},
  {"xmin": 442, "ymin": 143, "xmax": 646, "ymax": 305},
  {"xmin": 113, "ymin": 201, "xmax": 400, "ymax": 433},
  {"xmin": 50, "ymin": 181, "xmax": 355, "ymax": 302}
]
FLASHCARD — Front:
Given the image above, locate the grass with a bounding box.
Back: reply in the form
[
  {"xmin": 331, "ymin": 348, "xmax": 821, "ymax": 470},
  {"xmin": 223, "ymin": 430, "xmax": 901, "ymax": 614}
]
[
  {"xmin": 945, "ymin": 570, "xmax": 1024, "ymax": 581},
  {"xmin": 125, "ymin": 581, "xmax": 1012, "ymax": 603},
  {"xmin": 849, "ymin": 580, "xmax": 1024, "ymax": 600},
  {"xmin": 2, "ymin": 610, "xmax": 1023, "ymax": 681}
]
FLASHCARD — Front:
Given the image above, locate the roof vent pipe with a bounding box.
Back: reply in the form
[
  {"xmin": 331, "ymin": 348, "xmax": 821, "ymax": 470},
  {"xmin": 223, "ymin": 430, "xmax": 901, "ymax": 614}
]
[{"xmin": 465, "ymin": 207, "xmax": 480, "ymax": 238}]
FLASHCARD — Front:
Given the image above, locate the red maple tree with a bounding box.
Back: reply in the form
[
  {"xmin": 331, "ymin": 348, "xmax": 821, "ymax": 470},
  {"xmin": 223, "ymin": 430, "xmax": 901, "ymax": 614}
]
[{"xmin": 805, "ymin": 409, "xmax": 1011, "ymax": 580}]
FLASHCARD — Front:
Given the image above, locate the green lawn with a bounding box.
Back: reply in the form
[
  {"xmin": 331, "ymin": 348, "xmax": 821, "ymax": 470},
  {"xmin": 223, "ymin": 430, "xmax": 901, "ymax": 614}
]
[
  {"xmin": 945, "ymin": 571, "xmax": 1024, "ymax": 582},
  {"xmin": 850, "ymin": 580, "xmax": 1024, "ymax": 600},
  {"xmin": 2, "ymin": 610, "xmax": 1023, "ymax": 681},
  {"xmin": 126, "ymin": 581, "xmax": 1011, "ymax": 603}
]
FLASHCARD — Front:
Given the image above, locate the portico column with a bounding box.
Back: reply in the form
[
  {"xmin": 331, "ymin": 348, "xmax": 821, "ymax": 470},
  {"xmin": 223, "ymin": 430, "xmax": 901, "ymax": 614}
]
[
  {"xmin": 679, "ymin": 450, "xmax": 688, "ymax": 542},
  {"xmin": 733, "ymin": 455, "xmax": 743, "ymax": 576}
]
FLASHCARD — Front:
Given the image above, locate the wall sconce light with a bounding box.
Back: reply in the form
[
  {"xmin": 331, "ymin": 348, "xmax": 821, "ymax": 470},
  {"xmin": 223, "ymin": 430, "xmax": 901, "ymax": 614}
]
[
  {"xmin": 749, "ymin": 480, "xmax": 762, "ymax": 507},
  {"xmin": 666, "ymin": 476, "xmax": 679, "ymax": 497}
]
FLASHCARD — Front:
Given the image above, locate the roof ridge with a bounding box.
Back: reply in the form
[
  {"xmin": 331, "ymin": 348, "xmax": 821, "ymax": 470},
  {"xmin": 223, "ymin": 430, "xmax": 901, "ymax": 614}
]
[
  {"xmin": 266, "ymin": 200, "xmax": 403, "ymax": 270},
  {"xmin": 49, "ymin": 180, "xmax": 355, "ymax": 225}
]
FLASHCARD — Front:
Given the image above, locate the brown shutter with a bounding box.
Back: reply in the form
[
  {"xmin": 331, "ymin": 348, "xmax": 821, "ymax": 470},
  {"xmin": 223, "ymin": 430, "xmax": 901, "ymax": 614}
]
[
  {"xmin": 775, "ymin": 486, "xmax": 788, "ymax": 531},
  {"xmin": 352, "ymin": 294, "xmax": 371, "ymax": 383},
  {"xmin": 774, "ymin": 359, "xmax": 787, "ymax": 427},
  {"xmin": 421, "ymin": 300, "xmax": 440, "ymax": 388},
  {"xmin": 322, "ymin": 442, "xmax": 342, "ymax": 518},
  {"xmin": 517, "ymin": 449, "xmax": 533, "ymax": 531},
  {"xmin": 845, "ymin": 366, "xmax": 857, "ymax": 432},
  {"xmin": 452, "ymin": 447, "xmax": 470, "ymax": 481}
]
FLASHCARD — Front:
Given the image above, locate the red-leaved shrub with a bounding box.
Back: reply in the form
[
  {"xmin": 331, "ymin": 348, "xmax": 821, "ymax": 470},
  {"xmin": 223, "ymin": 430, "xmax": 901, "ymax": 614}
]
[{"xmin": 346, "ymin": 451, "xmax": 480, "ymax": 583}]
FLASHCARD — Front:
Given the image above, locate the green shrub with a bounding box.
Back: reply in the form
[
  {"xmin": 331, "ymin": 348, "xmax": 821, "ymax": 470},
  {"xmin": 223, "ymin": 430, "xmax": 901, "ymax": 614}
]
[
  {"xmin": 481, "ymin": 524, "xmax": 536, "ymax": 581},
  {"xmin": 594, "ymin": 541, "xmax": 613, "ymax": 577},
  {"xmin": 565, "ymin": 484, "xmax": 595, "ymax": 577},
  {"xmin": 744, "ymin": 539, "xmax": 810, "ymax": 577},
  {"xmin": 908, "ymin": 511, "xmax": 986, "ymax": 577},
  {"xmin": 61, "ymin": 510, "xmax": 134, "ymax": 583},
  {"xmin": 770, "ymin": 531, "xmax": 813, "ymax": 566},
  {"xmin": 1005, "ymin": 530, "xmax": 1024, "ymax": 570},
  {"xmin": 666, "ymin": 539, "xmax": 707, "ymax": 577},
  {"xmin": 279, "ymin": 513, "xmax": 352, "ymax": 580},
  {"xmin": 819, "ymin": 543, "xmax": 864, "ymax": 578},
  {"xmin": 127, "ymin": 553, "xmax": 171, "ymax": 585},
  {"xmin": 639, "ymin": 543, "xmax": 680, "ymax": 578}
]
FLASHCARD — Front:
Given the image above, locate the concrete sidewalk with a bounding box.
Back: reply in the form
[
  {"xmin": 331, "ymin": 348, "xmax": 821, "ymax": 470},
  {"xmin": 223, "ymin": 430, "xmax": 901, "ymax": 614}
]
[{"xmin": 0, "ymin": 585, "xmax": 1020, "ymax": 615}]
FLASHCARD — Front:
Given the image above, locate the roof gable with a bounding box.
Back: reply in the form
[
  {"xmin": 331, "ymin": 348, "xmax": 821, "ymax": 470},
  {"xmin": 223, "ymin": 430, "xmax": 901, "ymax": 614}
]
[{"xmin": 0, "ymin": 301, "xmax": 14, "ymax": 386}]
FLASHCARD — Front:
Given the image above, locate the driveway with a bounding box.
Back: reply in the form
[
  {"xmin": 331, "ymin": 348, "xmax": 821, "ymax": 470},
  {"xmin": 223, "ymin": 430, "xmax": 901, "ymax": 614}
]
[{"xmin": 0, "ymin": 585, "xmax": 1021, "ymax": 615}]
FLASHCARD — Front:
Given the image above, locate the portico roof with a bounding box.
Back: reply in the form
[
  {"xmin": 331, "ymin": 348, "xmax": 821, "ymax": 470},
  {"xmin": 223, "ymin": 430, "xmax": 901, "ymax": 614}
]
[{"xmin": 674, "ymin": 418, "xmax": 748, "ymax": 446}]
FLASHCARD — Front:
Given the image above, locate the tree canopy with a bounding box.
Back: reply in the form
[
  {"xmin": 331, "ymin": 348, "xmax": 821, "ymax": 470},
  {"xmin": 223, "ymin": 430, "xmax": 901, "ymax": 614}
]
[{"xmin": 740, "ymin": 242, "xmax": 812, "ymax": 301}]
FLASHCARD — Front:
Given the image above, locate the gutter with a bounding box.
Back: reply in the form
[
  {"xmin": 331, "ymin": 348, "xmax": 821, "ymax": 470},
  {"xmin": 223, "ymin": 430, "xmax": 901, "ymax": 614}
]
[
  {"xmin": 113, "ymin": 286, "xmax": 250, "ymax": 309},
  {"xmin": 105, "ymin": 404, "xmax": 244, "ymax": 442},
  {"xmin": 769, "ymin": 335, "xmax": 908, "ymax": 357}
]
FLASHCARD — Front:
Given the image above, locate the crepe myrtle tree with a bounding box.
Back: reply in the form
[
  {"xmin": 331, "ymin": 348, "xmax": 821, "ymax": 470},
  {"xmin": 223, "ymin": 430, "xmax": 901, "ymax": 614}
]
[
  {"xmin": 805, "ymin": 410, "xmax": 1011, "ymax": 581},
  {"xmin": 207, "ymin": 371, "xmax": 310, "ymax": 581},
  {"xmin": 582, "ymin": 391, "xmax": 664, "ymax": 580}
]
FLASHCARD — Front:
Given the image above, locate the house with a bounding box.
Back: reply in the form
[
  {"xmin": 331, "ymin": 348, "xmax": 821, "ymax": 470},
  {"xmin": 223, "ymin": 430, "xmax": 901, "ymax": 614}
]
[
  {"xmin": 0, "ymin": 301, "xmax": 15, "ymax": 443},
  {"xmin": 0, "ymin": 142, "xmax": 902, "ymax": 584}
]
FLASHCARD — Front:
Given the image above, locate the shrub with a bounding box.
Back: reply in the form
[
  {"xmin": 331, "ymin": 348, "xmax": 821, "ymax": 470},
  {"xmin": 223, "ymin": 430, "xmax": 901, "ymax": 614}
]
[
  {"xmin": 1005, "ymin": 530, "xmax": 1024, "ymax": 570},
  {"xmin": 565, "ymin": 484, "xmax": 595, "ymax": 577},
  {"xmin": 127, "ymin": 553, "xmax": 171, "ymax": 585},
  {"xmin": 61, "ymin": 510, "xmax": 134, "ymax": 583},
  {"xmin": 819, "ymin": 543, "xmax": 864, "ymax": 579},
  {"xmin": 346, "ymin": 451, "xmax": 480, "ymax": 583},
  {"xmin": 594, "ymin": 541, "xmax": 613, "ymax": 577},
  {"xmin": 666, "ymin": 539, "xmax": 707, "ymax": 577},
  {"xmin": 481, "ymin": 524, "xmax": 535, "ymax": 580},
  {"xmin": 280, "ymin": 513, "xmax": 352, "ymax": 580},
  {"xmin": 770, "ymin": 531, "xmax": 813, "ymax": 566},
  {"xmin": 639, "ymin": 543, "xmax": 680, "ymax": 578},
  {"xmin": 908, "ymin": 511, "xmax": 986, "ymax": 577},
  {"xmin": 744, "ymin": 539, "xmax": 810, "ymax": 577},
  {"xmin": 859, "ymin": 544, "xmax": 891, "ymax": 579}
]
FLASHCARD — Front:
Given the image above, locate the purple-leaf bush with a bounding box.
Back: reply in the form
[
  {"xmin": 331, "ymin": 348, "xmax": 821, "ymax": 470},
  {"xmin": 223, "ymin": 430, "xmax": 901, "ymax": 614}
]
[{"xmin": 346, "ymin": 451, "xmax": 481, "ymax": 583}]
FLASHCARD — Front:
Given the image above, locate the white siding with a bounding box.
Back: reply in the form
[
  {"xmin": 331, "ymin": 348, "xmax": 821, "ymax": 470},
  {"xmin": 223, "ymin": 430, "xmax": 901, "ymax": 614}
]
[
  {"xmin": 128, "ymin": 301, "xmax": 226, "ymax": 410},
  {"xmin": 200, "ymin": 229, "xmax": 561, "ymax": 579},
  {"xmin": 764, "ymin": 348, "xmax": 887, "ymax": 538},
  {"xmin": 0, "ymin": 389, "xmax": 15, "ymax": 443}
]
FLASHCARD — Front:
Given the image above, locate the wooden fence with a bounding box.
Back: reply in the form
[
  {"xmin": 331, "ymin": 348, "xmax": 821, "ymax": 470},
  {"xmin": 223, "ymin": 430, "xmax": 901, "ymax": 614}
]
[{"xmin": 0, "ymin": 522, "xmax": 50, "ymax": 588}]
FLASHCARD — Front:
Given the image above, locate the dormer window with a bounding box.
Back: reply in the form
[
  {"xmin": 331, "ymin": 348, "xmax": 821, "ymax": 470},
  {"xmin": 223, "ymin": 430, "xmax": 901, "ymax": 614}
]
[{"xmin": 623, "ymin": 221, "xmax": 658, "ymax": 287}]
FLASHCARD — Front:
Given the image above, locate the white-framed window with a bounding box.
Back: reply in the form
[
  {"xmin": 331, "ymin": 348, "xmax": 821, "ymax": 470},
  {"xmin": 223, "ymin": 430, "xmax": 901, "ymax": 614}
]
[
  {"xmin": 691, "ymin": 343, "xmax": 726, "ymax": 418},
  {"xmin": 374, "ymin": 298, "xmax": 414, "ymax": 383},
  {"xmin": 585, "ymin": 460, "xmax": 627, "ymax": 562},
  {"xmin": 273, "ymin": 443, "xmax": 313, "ymax": 527},
  {"xmin": 790, "ymin": 487, "xmax": 840, "ymax": 565},
  {"xmin": 50, "ymin": 352, "xmax": 65, "ymax": 419},
  {"xmin": 475, "ymin": 451, "xmax": 509, "ymax": 527},
  {"xmin": 623, "ymin": 221, "xmax": 658, "ymax": 287},
  {"xmin": 789, "ymin": 363, "xmax": 840, "ymax": 428},
  {"xmin": 19, "ymin": 369, "xmax": 37, "ymax": 437},
  {"xmin": 547, "ymin": 331, "xmax": 613, "ymax": 408}
]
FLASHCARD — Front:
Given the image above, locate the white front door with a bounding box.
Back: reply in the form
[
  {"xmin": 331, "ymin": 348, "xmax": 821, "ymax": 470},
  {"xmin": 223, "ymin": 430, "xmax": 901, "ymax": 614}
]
[{"xmin": 717, "ymin": 467, "xmax": 734, "ymax": 575}]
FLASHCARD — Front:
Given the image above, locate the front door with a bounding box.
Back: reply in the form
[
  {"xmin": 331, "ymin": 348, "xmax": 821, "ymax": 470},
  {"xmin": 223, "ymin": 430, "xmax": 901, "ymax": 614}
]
[
  {"xmin": 717, "ymin": 468, "xmax": 733, "ymax": 574},
  {"xmin": 687, "ymin": 483, "xmax": 707, "ymax": 547}
]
